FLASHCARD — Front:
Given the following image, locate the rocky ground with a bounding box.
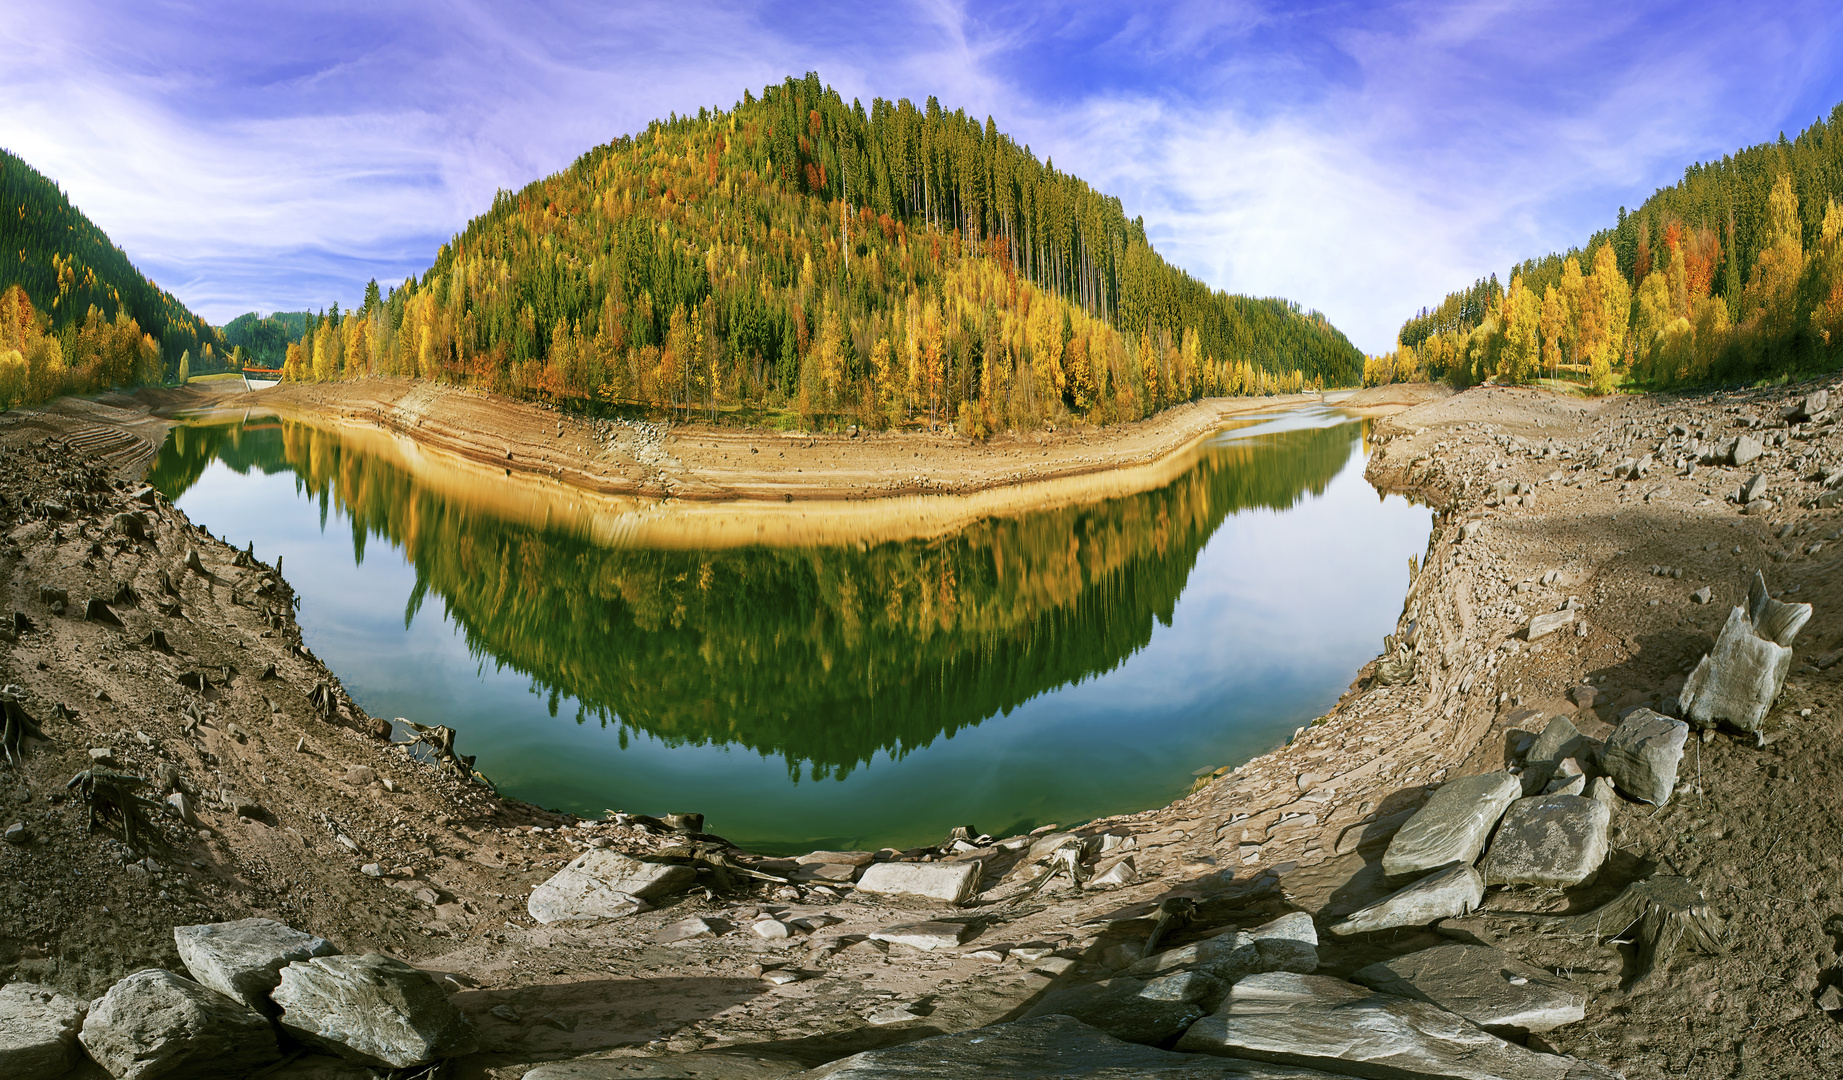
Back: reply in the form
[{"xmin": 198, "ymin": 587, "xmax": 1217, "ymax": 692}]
[{"xmin": 1, "ymin": 375, "xmax": 1841, "ymax": 1078}]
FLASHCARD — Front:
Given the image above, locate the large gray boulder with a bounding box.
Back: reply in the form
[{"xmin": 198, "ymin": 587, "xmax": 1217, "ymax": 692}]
[
  {"xmin": 1175, "ymin": 972, "xmax": 1620, "ymax": 1079},
  {"xmin": 78, "ymin": 969, "xmax": 282, "ymax": 1080},
  {"xmin": 1353, "ymin": 943, "xmax": 1587, "ymax": 1035},
  {"xmin": 527, "ymin": 850, "xmax": 695, "ymax": 923},
  {"xmin": 809, "ymin": 1014, "xmax": 1346, "ymax": 1077},
  {"xmin": 273, "ymin": 953, "xmax": 478, "ymax": 1068},
  {"xmin": 1247, "ymin": 912, "xmax": 1318, "ymax": 974},
  {"xmin": 1480, "ymin": 794, "xmax": 1611, "ymax": 888},
  {"xmin": 173, "ymin": 917, "xmax": 340, "ymax": 1013},
  {"xmin": 0, "ymin": 982, "xmax": 88, "ymax": 1080},
  {"xmin": 1022, "ymin": 970, "xmax": 1224, "ymax": 1045},
  {"xmin": 1382, "ymin": 771, "xmax": 1523, "ymax": 879},
  {"xmin": 1679, "ymin": 599, "xmax": 1797, "ymax": 734},
  {"xmin": 854, "ymin": 860, "xmax": 982, "ymax": 904},
  {"xmin": 1326, "ymin": 863, "xmax": 1485, "ymax": 937},
  {"xmin": 1600, "ymin": 709, "xmax": 1689, "ymax": 805}
]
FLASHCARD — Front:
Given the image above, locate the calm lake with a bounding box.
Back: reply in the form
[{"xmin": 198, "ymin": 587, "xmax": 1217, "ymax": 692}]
[{"xmin": 149, "ymin": 405, "xmax": 1431, "ymax": 853}]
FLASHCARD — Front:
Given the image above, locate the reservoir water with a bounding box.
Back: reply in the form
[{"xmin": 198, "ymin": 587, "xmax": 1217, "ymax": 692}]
[{"xmin": 149, "ymin": 405, "xmax": 1431, "ymax": 853}]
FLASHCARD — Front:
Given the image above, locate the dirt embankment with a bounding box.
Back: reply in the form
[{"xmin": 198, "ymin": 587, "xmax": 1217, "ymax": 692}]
[{"xmin": 4, "ymin": 375, "xmax": 1842, "ymax": 1079}]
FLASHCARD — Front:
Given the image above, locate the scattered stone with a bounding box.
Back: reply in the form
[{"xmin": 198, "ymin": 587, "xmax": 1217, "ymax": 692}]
[
  {"xmin": 1600, "ymin": 708, "xmax": 1689, "ymax": 805},
  {"xmin": 173, "ymin": 917, "xmax": 340, "ymax": 1014},
  {"xmin": 1741, "ymin": 473, "xmax": 1768, "ymax": 503},
  {"xmin": 797, "ymin": 850, "xmax": 876, "ymax": 866},
  {"xmin": 344, "ymin": 765, "xmax": 377, "ymax": 787},
  {"xmin": 1175, "ymin": 972, "xmax": 1619, "ymax": 1079},
  {"xmin": 865, "ymin": 1003, "xmax": 925, "ymax": 1026},
  {"xmin": 1034, "ymin": 956, "xmax": 1079, "ymax": 977},
  {"xmin": 273, "ymin": 952, "xmax": 478, "ymax": 1068},
  {"xmin": 1731, "ymin": 434, "xmax": 1763, "ymax": 466},
  {"xmin": 752, "ymin": 920, "xmax": 794, "ymax": 940},
  {"xmin": 4, "ymin": 821, "xmax": 28, "ymax": 844},
  {"xmin": 1326, "ymin": 863, "xmax": 1485, "ymax": 937},
  {"xmin": 1820, "ymin": 986, "xmax": 1843, "ymax": 1013},
  {"xmin": 362, "ymin": 863, "xmax": 385, "ymax": 877},
  {"xmin": 655, "ymin": 917, "xmax": 728, "ymax": 944},
  {"xmin": 78, "ymin": 968, "xmax": 282, "ymax": 1080},
  {"xmin": 1742, "ymin": 499, "xmax": 1774, "ymax": 516},
  {"xmin": 1382, "ymin": 770, "xmax": 1523, "ymax": 879},
  {"xmin": 869, "ymin": 921, "xmax": 972, "ymax": 951},
  {"xmin": 526, "ymin": 850, "xmax": 695, "ymax": 922},
  {"xmin": 1353, "ymin": 943, "xmax": 1587, "ymax": 1035},
  {"xmin": 854, "ymin": 859, "xmax": 982, "ymax": 904},
  {"xmin": 1480, "ymin": 794, "xmax": 1611, "ymax": 888},
  {"xmin": 166, "ymin": 791, "xmax": 200, "ymax": 828},
  {"xmin": 1691, "ymin": 586, "xmax": 1712, "ymax": 604},
  {"xmin": 0, "ymin": 982, "xmax": 88, "ymax": 1080},
  {"xmin": 1525, "ymin": 609, "xmax": 1574, "ymax": 641},
  {"xmin": 1090, "ymin": 855, "xmax": 1138, "ymax": 886},
  {"xmin": 1022, "ymin": 971, "xmax": 1224, "ymax": 1046}
]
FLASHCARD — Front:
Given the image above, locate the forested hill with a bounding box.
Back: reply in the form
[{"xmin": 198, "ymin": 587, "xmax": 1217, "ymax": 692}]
[
  {"xmin": 1381, "ymin": 102, "xmax": 1843, "ymax": 392},
  {"xmin": 0, "ymin": 149, "xmax": 221, "ymax": 402},
  {"xmin": 284, "ymin": 73, "xmax": 1362, "ymax": 431}
]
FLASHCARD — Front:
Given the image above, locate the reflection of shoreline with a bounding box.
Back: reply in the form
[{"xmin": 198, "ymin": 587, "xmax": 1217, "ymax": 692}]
[
  {"xmin": 151, "ymin": 416, "xmax": 1366, "ymax": 777},
  {"xmin": 169, "ymin": 399, "xmax": 1353, "ymax": 550}
]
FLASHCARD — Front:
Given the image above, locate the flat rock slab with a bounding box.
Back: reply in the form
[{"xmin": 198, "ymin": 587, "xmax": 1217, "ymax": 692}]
[
  {"xmin": 1353, "ymin": 943, "xmax": 1587, "ymax": 1035},
  {"xmin": 0, "ymin": 982, "xmax": 88, "ymax": 1080},
  {"xmin": 1678, "ymin": 605, "xmax": 1792, "ymax": 733},
  {"xmin": 522, "ymin": 1050, "xmax": 807, "ymax": 1078},
  {"xmin": 529, "ymin": 850, "xmax": 695, "ymax": 923},
  {"xmin": 855, "ymin": 859, "xmax": 982, "ymax": 904},
  {"xmin": 809, "ymin": 1014, "xmax": 1347, "ymax": 1078},
  {"xmin": 1600, "ymin": 709, "xmax": 1689, "ymax": 805},
  {"xmin": 1382, "ymin": 771, "xmax": 1523, "ymax": 879},
  {"xmin": 174, "ymin": 917, "xmax": 340, "ymax": 1013},
  {"xmin": 79, "ymin": 968, "xmax": 282, "ymax": 1080},
  {"xmin": 1175, "ymin": 972, "xmax": 1619, "ymax": 1080},
  {"xmin": 869, "ymin": 921, "xmax": 973, "ymax": 951},
  {"xmin": 1480, "ymin": 794, "xmax": 1610, "ymax": 888},
  {"xmin": 1023, "ymin": 971, "xmax": 1222, "ymax": 1045},
  {"xmin": 1129, "ymin": 930, "xmax": 1260, "ymax": 983},
  {"xmin": 274, "ymin": 952, "xmax": 478, "ymax": 1068},
  {"xmin": 1327, "ymin": 863, "xmax": 1485, "ymax": 937}
]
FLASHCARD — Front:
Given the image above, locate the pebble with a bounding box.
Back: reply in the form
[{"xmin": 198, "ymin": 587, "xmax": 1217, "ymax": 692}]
[{"xmin": 4, "ymin": 821, "xmax": 27, "ymax": 844}]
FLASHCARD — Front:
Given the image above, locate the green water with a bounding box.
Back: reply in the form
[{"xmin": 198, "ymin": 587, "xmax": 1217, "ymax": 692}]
[{"xmin": 149, "ymin": 406, "xmax": 1430, "ymax": 853}]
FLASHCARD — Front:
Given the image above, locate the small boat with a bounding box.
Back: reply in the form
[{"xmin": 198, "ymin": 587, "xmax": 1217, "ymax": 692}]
[{"xmin": 241, "ymin": 367, "xmax": 283, "ymax": 391}]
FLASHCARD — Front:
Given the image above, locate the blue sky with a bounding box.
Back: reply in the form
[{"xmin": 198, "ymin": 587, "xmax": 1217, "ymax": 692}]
[{"xmin": 5, "ymin": 1, "xmax": 1843, "ymax": 353}]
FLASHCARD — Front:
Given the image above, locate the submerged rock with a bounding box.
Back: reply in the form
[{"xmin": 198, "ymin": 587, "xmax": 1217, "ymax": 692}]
[
  {"xmin": 1175, "ymin": 972, "xmax": 1619, "ymax": 1079},
  {"xmin": 78, "ymin": 969, "xmax": 281, "ymax": 1080},
  {"xmin": 273, "ymin": 953, "xmax": 478, "ymax": 1068},
  {"xmin": 0, "ymin": 982, "xmax": 88, "ymax": 1080},
  {"xmin": 1353, "ymin": 943, "xmax": 1587, "ymax": 1035},
  {"xmin": 173, "ymin": 917, "xmax": 340, "ymax": 1014},
  {"xmin": 1326, "ymin": 863, "xmax": 1484, "ymax": 937},
  {"xmin": 1480, "ymin": 794, "xmax": 1610, "ymax": 888},
  {"xmin": 1382, "ymin": 771, "xmax": 1523, "ymax": 879}
]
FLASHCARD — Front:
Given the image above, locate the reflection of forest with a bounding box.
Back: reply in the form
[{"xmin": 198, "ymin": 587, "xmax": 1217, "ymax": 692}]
[{"xmin": 151, "ymin": 417, "xmax": 1360, "ymax": 778}]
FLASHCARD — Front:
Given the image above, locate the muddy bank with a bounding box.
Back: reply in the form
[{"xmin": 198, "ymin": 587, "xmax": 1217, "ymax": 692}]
[{"xmin": 3, "ymin": 374, "xmax": 1842, "ymax": 1079}]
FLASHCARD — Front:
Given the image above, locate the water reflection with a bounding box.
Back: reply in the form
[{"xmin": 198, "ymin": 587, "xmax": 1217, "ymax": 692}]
[{"xmin": 151, "ymin": 409, "xmax": 1429, "ymax": 851}]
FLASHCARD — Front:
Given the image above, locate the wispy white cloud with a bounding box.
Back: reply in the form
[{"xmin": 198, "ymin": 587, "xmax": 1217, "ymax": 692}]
[{"xmin": 3, "ymin": 0, "xmax": 1843, "ymax": 350}]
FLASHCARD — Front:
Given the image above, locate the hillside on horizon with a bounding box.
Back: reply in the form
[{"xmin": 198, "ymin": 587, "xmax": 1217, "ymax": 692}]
[
  {"xmin": 276, "ymin": 72, "xmax": 1363, "ymax": 432},
  {"xmin": 0, "ymin": 148, "xmax": 223, "ymax": 406},
  {"xmin": 1381, "ymin": 102, "xmax": 1843, "ymax": 393}
]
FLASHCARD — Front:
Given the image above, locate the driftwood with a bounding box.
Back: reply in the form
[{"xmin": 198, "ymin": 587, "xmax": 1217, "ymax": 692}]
[
  {"xmin": 67, "ymin": 768, "xmax": 169, "ymax": 854},
  {"xmin": 1143, "ymin": 895, "xmax": 1199, "ymax": 955},
  {"xmin": 1007, "ymin": 838, "xmax": 1092, "ymax": 907},
  {"xmin": 396, "ymin": 719, "xmax": 491, "ymax": 787},
  {"xmin": 1, "ymin": 687, "xmax": 48, "ymax": 765},
  {"xmin": 654, "ymin": 840, "xmax": 790, "ymax": 894}
]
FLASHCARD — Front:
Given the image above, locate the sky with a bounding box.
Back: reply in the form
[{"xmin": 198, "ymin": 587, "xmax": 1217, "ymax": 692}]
[{"xmin": 5, "ymin": 1, "xmax": 1843, "ymax": 354}]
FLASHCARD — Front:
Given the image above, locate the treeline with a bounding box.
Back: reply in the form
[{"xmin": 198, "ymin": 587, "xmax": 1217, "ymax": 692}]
[
  {"xmin": 1375, "ymin": 102, "xmax": 1843, "ymax": 392},
  {"xmin": 0, "ymin": 149, "xmax": 222, "ymax": 406},
  {"xmin": 223, "ymin": 310, "xmax": 313, "ymax": 369},
  {"xmin": 282, "ymin": 73, "xmax": 1361, "ymax": 431}
]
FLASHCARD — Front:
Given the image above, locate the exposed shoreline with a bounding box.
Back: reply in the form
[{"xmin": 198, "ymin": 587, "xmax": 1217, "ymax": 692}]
[{"xmin": 4, "ymin": 374, "xmax": 1837, "ymax": 1078}]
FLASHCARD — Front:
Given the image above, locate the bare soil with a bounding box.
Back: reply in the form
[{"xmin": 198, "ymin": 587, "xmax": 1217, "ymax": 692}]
[{"xmin": 1, "ymin": 375, "xmax": 1839, "ymax": 1079}]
